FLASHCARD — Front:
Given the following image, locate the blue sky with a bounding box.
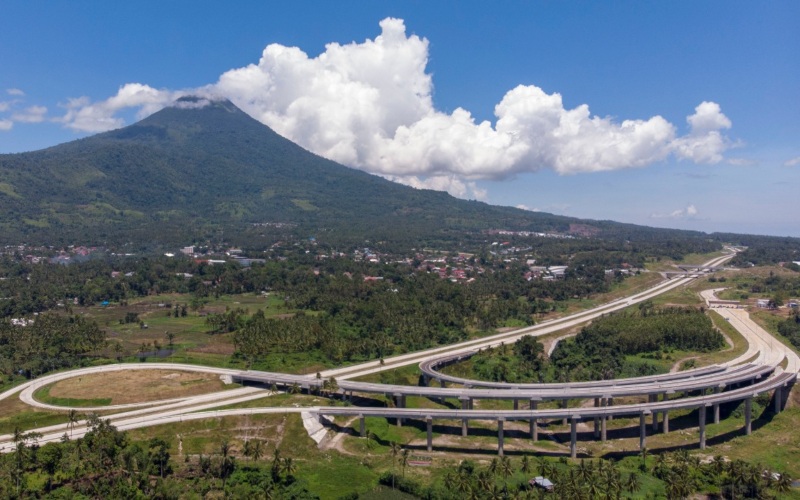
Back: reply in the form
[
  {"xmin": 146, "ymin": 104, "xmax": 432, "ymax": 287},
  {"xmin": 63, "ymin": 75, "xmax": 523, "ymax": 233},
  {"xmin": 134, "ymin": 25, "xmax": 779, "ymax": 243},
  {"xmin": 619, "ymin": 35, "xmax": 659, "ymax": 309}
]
[{"xmin": 1, "ymin": 1, "xmax": 798, "ymax": 236}]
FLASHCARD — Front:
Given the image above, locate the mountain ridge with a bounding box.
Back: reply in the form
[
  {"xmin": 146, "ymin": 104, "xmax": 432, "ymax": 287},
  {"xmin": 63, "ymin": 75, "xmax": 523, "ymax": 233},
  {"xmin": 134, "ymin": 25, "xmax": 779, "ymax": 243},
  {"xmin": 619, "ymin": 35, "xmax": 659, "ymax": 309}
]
[{"xmin": 0, "ymin": 97, "xmax": 712, "ymax": 248}]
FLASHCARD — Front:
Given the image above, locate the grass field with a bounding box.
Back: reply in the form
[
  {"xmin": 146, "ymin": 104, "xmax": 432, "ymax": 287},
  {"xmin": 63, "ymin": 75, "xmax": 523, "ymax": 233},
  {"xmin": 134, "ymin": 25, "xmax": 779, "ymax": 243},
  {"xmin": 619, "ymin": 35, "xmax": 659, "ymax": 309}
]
[{"xmin": 33, "ymin": 369, "xmax": 231, "ymax": 406}]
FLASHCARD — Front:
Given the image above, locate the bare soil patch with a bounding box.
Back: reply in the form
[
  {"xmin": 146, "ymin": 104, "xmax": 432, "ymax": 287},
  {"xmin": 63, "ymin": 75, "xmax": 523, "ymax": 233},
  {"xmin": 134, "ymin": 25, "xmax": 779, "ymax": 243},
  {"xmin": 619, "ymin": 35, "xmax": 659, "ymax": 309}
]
[{"xmin": 46, "ymin": 370, "xmax": 227, "ymax": 405}]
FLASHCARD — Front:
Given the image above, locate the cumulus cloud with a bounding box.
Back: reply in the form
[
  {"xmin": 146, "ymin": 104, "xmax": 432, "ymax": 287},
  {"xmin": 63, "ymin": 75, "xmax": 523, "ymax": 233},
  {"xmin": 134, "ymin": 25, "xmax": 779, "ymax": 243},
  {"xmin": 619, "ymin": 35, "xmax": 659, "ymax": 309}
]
[
  {"xmin": 57, "ymin": 83, "xmax": 186, "ymax": 132},
  {"xmin": 650, "ymin": 204, "xmax": 699, "ymax": 219},
  {"xmin": 6, "ymin": 88, "xmax": 24, "ymax": 96},
  {"xmin": 385, "ymin": 174, "xmax": 488, "ymax": 201},
  {"xmin": 784, "ymin": 156, "xmax": 800, "ymax": 167},
  {"xmin": 50, "ymin": 18, "xmax": 735, "ymax": 197},
  {"xmin": 12, "ymin": 105, "xmax": 47, "ymax": 123},
  {"xmin": 0, "ymin": 119, "xmax": 12, "ymax": 131}
]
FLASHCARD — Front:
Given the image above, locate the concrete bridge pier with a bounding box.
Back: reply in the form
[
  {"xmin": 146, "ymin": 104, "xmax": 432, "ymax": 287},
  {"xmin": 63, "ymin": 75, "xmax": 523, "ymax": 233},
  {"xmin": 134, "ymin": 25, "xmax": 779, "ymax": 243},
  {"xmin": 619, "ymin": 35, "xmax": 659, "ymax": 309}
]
[
  {"xmin": 713, "ymin": 385, "xmax": 724, "ymax": 424},
  {"xmin": 775, "ymin": 385, "xmax": 783, "ymax": 413},
  {"xmin": 562, "ymin": 399, "xmax": 568, "ymax": 425},
  {"xmin": 570, "ymin": 416, "xmax": 580, "ymax": 459},
  {"xmin": 745, "ymin": 397, "xmax": 752, "ymax": 435},
  {"xmin": 513, "ymin": 398, "xmax": 518, "ymax": 410},
  {"xmin": 601, "ymin": 396, "xmax": 609, "ymax": 442},
  {"xmin": 662, "ymin": 411, "xmax": 670, "ymax": 434},
  {"xmin": 639, "ymin": 410, "xmax": 650, "ymax": 451},
  {"xmin": 529, "ymin": 399, "xmax": 539, "ymax": 441},
  {"xmin": 593, "ymin": 398, "xmax": 600, "ymax": 438},
  {"xmin": 460, "ymin": 396, "xmax": 470, "ymax": 436},
  {"xmin": 608, "ymin": 397, "xmax": 614, "ymax": 420},
  {"xmin": 394, "ymin": 393, "xmax": 406, "ymax": 427},
  {"xmin": 699, "ymin": 405, "xmax": 707, "ymax": 450},
  {"xmin": 498, "ymin": 418, "xmax": 505, "ymax": 456},
  {"xmin": 440, "ymin": 379, "xmax": 446, "ymax": 388},
  {"xmin": 426, "ymin": 416, "xmax": 433, "ymax": 452},
  {"xmin": 359, "ymin": 414, "xmax": 365, "ymax": 437},
  {"xmin": 648, "ymin": 395, "xmax": 659, "ymax": 431}
]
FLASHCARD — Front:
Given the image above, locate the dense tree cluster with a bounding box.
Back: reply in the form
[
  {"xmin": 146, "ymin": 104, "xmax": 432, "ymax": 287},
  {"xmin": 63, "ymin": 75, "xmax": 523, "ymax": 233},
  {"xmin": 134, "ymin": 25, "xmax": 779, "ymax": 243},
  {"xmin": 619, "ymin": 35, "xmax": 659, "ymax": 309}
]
[
  {"xmin": 464, "ymin": 306, "xmax": 723, "ymax": 384},
  {"xmin": 551, "ymin": 305, "xmax": 723, "ymax": 381},
  {"xmin": 379, "ymin": 450, "xmax": 795, "ymax": 499},
  {"xmin": 0, "ymin": 313, "xmax": 105, "ymax": 382},
  {"xmin": 778, "ymin": 311, "xmax": 800, "ymax": 351},
  {"xmin": 0, "ymin": 417, "xmax": 317, "ymax": 499}
]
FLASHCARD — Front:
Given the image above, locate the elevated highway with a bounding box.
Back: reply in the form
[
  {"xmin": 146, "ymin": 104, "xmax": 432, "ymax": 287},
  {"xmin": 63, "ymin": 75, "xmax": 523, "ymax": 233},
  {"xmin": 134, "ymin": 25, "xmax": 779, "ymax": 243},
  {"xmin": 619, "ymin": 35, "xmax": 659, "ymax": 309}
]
[{"xmin": 1, "ymin": 250, "xmax": 797, "ymax": 458}]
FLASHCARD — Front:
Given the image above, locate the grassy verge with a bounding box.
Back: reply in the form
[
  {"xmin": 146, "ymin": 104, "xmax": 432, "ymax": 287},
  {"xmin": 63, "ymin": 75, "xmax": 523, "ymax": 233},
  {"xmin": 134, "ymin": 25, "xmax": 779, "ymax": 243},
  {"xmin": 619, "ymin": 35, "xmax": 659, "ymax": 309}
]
[{"xmin": 32, "ymin": 385, "xmax": 112, "ymax": 407}]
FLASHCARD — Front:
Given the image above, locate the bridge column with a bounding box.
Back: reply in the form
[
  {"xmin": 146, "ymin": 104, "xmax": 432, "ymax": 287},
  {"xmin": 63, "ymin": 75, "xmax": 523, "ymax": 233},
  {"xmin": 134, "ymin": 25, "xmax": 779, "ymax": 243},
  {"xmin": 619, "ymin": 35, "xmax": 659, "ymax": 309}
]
[
  {"xmin": 663, "ymin": 410, "xmax": 670, "ymax": 434},
  {"xmin": 529, "ymin": 399, "xmax": 539, "ymax": 441},
  {"xmin": 513, "ymin": 398, "xmax": 518, "ymax": 410},
  {"xmin": 422, "ymin": 375, "xmax": 429, "ymax": 387},
  {"xmin": 426, "ymin": 416, "xmax": 433, "ymax": 452},
  {"xmin": 607, "ymin": 397, "xmax": 614, "ymax": 420},
  {"xmin": 649, "ymin": 395, "xmax": 658, "ymax": 431},
  {"xmin": 593, "ymin": 398, "xmax": 600, "ymax": 438},
  {"xmin": 570, "ymin": 416, "xmax": 580, "ymax": 459},
  {"xmin": 460, "ymin": 396, "xmax": 470, "ymax": 436},
  {"xmin": 394, "ymin": 393, "xmax": 405, "ymax": 427},
  {"xmin": 775, "ymin": 386, "xmax": 783, "ymax": 413},
  {"xmin": 562, "ymin": 399, "xmax": 568, "ymax": 425},
  {"xmin": 745, "ymin": 397, "xmax": 752, "ymax": 435},
  {"xmin": 713, "ymin": 385, "xmax": 722, "ymax": 424},
  {"xmin": 601, "ymin": 397, "xmax": 609, "ymax": 442},
  {"xmin": 498, "ymin": 418, "xmax": 505, "ymax": 457},
  {"xmin": 699, "ymin": 405, "xmax": 707, "ymax": 450},
  {"xmin": 640, "ymin": 411, "xmax": 650, "ymax": 451},
  {"xmin": 359, "ymin": 414, "xmax": 365, "ymax": 437},
  {"xmin": 440, "ymin": 379, "xmax": 445, "ymax": 388}
]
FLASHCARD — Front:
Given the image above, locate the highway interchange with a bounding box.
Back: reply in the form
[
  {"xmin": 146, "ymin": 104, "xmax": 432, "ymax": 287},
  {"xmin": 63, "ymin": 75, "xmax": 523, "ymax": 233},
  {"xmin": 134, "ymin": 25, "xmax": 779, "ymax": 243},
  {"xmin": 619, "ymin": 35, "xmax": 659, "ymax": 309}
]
[{"xmin": 1, "ymin": 251, "xmax": 797, "ymax": 459}]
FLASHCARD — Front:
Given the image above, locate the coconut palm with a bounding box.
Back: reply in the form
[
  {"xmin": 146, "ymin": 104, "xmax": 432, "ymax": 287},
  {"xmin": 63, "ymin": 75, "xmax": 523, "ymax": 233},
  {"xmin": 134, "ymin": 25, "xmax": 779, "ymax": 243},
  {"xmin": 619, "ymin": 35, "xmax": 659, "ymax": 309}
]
[
  {"xmin": 520, "ymin": 455, "xmax": 531, "ymax": 474},
  {"xmin": 399, "ymin": 448, "xmax": 410, "ymax": 478}
]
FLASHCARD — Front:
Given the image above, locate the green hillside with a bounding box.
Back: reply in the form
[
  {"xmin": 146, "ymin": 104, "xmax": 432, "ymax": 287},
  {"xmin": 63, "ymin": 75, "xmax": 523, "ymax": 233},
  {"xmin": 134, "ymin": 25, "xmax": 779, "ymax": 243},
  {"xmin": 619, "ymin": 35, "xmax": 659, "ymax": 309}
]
[{"xmin": 0, "ymin": 96, "xmax": 714, "ymax": 249}]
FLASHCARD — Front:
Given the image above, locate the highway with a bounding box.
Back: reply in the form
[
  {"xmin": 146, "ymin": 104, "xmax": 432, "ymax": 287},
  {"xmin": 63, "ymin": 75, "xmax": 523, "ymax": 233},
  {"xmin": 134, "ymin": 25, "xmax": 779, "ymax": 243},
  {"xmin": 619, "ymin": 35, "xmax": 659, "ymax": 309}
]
[{"xmin": 1, "ymin": 250, "xmax": 797, "ymax": 458}]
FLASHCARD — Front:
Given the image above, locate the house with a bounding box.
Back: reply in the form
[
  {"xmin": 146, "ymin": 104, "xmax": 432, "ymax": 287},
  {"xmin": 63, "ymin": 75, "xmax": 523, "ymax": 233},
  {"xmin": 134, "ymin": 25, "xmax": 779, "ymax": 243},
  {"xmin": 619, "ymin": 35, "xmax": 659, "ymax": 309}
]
[
  {"xmin": 756, "ymin": 299, "xmax": 770, "ymax": 308},
  {"xmin": 530, "ymin": 476, "xmax": 554, "ymax": 492}
]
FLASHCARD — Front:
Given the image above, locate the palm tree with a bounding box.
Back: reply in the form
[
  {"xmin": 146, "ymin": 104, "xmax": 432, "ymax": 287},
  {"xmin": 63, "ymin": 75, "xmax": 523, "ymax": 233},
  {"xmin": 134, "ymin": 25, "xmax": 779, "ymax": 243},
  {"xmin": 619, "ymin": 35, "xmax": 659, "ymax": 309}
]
[
  {"xmin": 251, "ymin": 440, "xmax": 264, "ymax": 462},
  {"xmin": 477, "ymin": 469, "xmax": 493, "ymax": 493},
  {"xmin": 388, "ymin": 441, "xmax": 401, "ymax": 489},
  {"xmin": 281, "ymin": 457, "xmax": 297, "ymax": 478},
  {"xmin": 624, "ymin": 472, "xmax": 641, "ymax": 495},
  {"xmin": 520, "ymin": 455, "xmax": 531, "ymax": 474},
  {"xmin": 399, "ymin": 448, "xmax": 410, "ymax": 478},
  {"xmin": 499, "ymin": 456, "xmax": 514, "ymax": 490},
  {"xmin": 67, "ymin": 409, "xmax": 80, "ymax": 439},
  {"xmin": 775, "ymin": 472, "xmax": 793, "ymax": 495},
  {"xmin": 488, "ymin": 457, "xmax": 500, "ymax": 477}
]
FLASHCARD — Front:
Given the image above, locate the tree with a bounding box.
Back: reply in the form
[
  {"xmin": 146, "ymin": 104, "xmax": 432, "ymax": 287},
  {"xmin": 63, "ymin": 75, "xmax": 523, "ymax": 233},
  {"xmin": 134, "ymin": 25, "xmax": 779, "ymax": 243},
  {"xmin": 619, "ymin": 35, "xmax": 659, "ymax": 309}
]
[
  {"xmin": 520, "ymin": 455, "xmax": 531, "ymax": 474},
  {"xmin": 149, "ymin": 437, "xmax": 171, "ymax": 478},
  {"xmin": 218, "ymin": 439, "xmax": 235, "ymax": 491},
  {"xmin": 399, "ymin": 448, "xmax": 410, "ymax": 478},
  {"xmin": 66, "ymin": 409, "xmax": 80, "ymax": 439},
  {"xmin": 281, "ymin": 456, "xmax": 297, "ymax": 478}
]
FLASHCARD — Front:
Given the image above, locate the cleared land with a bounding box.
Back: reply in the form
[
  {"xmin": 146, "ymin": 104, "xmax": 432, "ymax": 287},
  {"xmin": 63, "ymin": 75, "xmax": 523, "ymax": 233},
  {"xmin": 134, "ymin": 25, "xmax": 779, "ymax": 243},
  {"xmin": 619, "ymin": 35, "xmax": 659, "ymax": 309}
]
[{"xmin": 40, "ymin": 369, "xmax": 228, "ymax": 405}]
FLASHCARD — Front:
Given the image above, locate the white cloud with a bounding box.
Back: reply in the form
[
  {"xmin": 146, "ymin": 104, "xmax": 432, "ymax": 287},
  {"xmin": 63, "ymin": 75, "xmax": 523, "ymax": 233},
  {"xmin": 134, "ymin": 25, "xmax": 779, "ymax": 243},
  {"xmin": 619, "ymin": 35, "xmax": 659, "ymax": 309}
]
[
  {"xmin": 57, "ymin": 83, "xmax": 184, "ymax": 132},
  {"xmin": 671, "ymin": 102, "xmax": 732, "ymax": 164},
  {"xmin": 6, "ymin": 88, "xmax": 24, "ymax": 96},
  {"xmin": 784, "ymin": 156, "xmax": 800, "ymax": 167},
  {"xmin": 51, "ymin": 18, "xmax": 735, "ymax": 195},
  {"xmin": 650, "ymin": 204, "xmax": 699, "ymax": 219},
  {"xmin": 12, "ymin": 105, "xmax": 47, "ymax": 123},
  {"xmin": 385, "ymin": 174, "xmax": 488, "ymax": 201},
  {"xmin": 0, "ymin": 119, "xmax": 12, "ymax": 131},
  {"xmin": 0, "ymin": 102, "xmax": 10, "ymax": 112}
]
